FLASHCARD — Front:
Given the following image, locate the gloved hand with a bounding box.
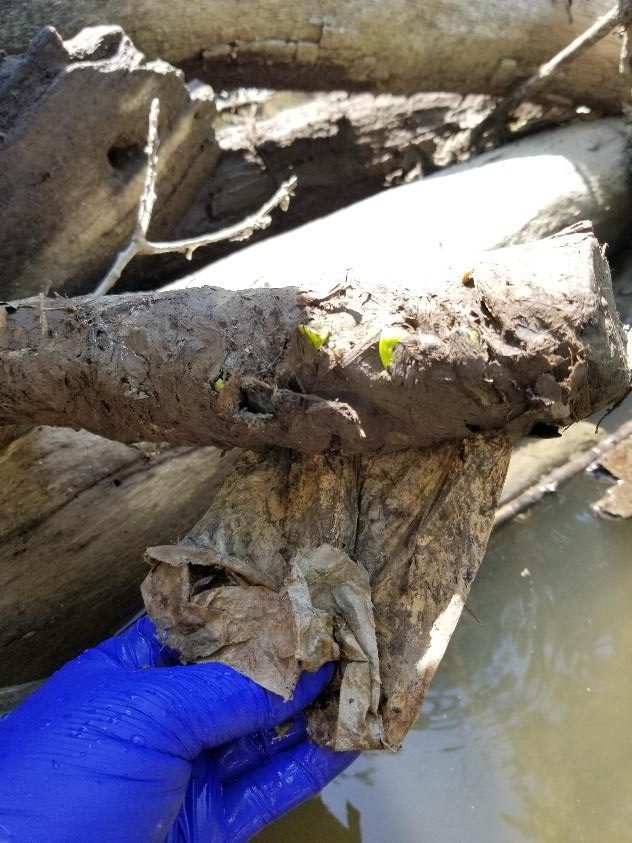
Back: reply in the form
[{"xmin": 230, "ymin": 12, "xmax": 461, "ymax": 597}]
[{"xmin": 0, "ymin": 617, "xmax": 356, "ymax": 843}]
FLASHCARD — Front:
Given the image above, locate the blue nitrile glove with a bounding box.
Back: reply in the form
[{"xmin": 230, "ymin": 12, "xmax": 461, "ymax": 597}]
[{"xmin": 0, "ymin": 617, "xmax": 357, "ymax": 842}]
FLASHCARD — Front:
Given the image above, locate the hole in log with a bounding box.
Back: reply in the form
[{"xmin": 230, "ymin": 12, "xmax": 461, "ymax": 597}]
[
  {"xmin": 527, "ymin": 422, "xmax": 562, "ymax": 439},
  {"xmin": 238, "ymin": 385, "xmax": 274, "ymax": 416},
  {"xmin": 107, "ymin": 141, "xmax": 145, "ymax": 179}
]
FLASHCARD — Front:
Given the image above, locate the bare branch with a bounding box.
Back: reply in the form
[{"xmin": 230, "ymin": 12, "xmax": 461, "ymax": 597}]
[
  {"xmin": 137, "ymin": 97, "xmax": 161, "ymax": 236},
  {"xmin": 93, "ymin": 99, "xmax": 297, "ymax": 296},
  {"xmin": 471, "ymin": 0, "xmax": 632, "ymax": 148}
]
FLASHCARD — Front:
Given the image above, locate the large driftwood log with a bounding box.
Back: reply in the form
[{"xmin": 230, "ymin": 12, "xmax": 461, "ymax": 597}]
[
  {"xmin": 0, "ymin": 25, "xmax": 219, "ymax": 299},
  {"xmin": 0, "ymin": 0, "xmax": 628, "ymax": 108},
  {"xmin": 155, "ymin": 103, "xmax": 632, "ymax": 290},
  {"xmin": 0, "ymin": 427, "xmax": 236, "ymax": 684},
  {"xmin": 175, "ymin": 117, "xmax": 632, "ymax": 293},
  {"xmin": 2, "ymin": 230, "xmax": 628, "ymax": 454}
]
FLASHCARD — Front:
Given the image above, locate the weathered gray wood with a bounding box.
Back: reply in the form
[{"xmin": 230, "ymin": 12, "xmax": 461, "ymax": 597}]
[
  {"xmin": 3, "ymin": 25, "xmax": 629, "ymax": 299},
  {"xmin": 175, "ymin": 117, "xmax": 632, "ymax": 293},
  {"xmin": 0, "ymin": 25, "xmax": 219, "ymax": 299},
  {"xmin": 137, "ymin": 91, "xmax": 482, "ymax": 289},
  {"xmin": 0, "ymin": 24, "xmax": 488, "ymax": 298},
  {"xmin": 0, "ymin": 427, "xmax": 236, "ymax": 684},
  {"xmin": 0, "ymin": 0, "xmax": 627, "ymax": 108}
]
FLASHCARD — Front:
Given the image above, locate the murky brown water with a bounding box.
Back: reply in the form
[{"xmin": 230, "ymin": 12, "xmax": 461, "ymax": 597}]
[{"xmin": 258, "ymin": 471, "xmax": 632, "ymax": 843}]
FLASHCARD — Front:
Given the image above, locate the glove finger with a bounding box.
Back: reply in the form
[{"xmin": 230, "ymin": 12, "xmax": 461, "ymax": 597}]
[
  {"xmin": 212, "ymin": 714, "xmax": 308, "ymax": 782},
  {"xmin": 95, "ymin": 616, "xmax": 180, "ymax": 669},
  {"xmin": 223, "ymin": 741, "xmax": 359, "ymax": 842},
  {"xmin": 121, "ymin": 661, "xmax": 335, "ymax": 757}
]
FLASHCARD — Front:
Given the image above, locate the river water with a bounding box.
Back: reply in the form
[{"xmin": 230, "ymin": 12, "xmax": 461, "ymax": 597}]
[{"xmin": 258, "ymin": 471, "xmax": 632, "ymax": 842}]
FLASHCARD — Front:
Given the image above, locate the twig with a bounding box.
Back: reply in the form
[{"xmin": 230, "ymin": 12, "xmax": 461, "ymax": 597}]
[
  {"xmin": 471, "ymin": 0, "xmax": 632, "ymax": 149},
  {"xmin": 494, "ymin": 418, "xmax": 632, "ymax": 527},
  {"xmin": 620, "ymin": 13, "xmax": 632, "ymax": 74},
  {"xmin": 94, "ymin": 98, "xmax": 297, "ymax": 296}
]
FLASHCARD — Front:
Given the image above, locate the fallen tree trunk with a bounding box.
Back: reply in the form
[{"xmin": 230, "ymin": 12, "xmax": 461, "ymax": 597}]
[
  {"xmin": 136, "ymin": 91, "xmax": 487, "ymax": 289},
  {"xmin": 175, "ymin": 117, "xmax": 632, "ymax": 292},
  {"xmin": 154, "ymin": 101, "xmax": 632, "ymax": 290},
  {"xmin": 0, "ymin": 0, "xmax": 627, "ymax": 108},
  {"xmin": 2, "ymin": 229, "xmax": 628, "ymax": 454}
]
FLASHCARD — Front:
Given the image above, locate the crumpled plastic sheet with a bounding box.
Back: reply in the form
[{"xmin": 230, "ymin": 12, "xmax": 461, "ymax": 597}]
[{"xmin": 143, "ymin": 435, "xmax": 511, "ymax": 750}]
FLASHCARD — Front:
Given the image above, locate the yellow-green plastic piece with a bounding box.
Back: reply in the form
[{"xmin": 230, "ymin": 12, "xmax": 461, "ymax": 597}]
[
  {"xmin": 378, "ymin": 331, "xmax": 403, "ymax": 369},
  {"xmin": 212, "ymin": 377, "xmax": 225, "ymax": 393},
  {"xmin": 298, "ymin": 324, "xmax": 330, "ymax": 349}
]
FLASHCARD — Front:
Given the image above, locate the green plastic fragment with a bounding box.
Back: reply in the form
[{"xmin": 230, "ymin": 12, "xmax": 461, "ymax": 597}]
[
  {"xmin": 298, "ymin": 324, "xmax": 330, "ymax": 349},
  {"xmin": 378, "ymin": 330, "xmax": 403, "ymax": 369},
  {"xmin": 212, "ymin": 377, "xmax": 225, "ymax": 393}
]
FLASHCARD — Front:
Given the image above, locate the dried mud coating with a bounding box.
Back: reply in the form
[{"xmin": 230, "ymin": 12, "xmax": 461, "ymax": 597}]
[
  {"xmin": 143, "ymin": 435, "xmax": 511, "ymax": 750},
  {"xmin": 1, "ymin": 230, "xmax": 628, "ymax": 455}
]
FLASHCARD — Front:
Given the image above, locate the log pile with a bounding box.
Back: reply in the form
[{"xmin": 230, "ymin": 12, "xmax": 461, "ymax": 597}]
[{"xmin": 1, "ymin": 8, "xmax": 631, "ymax": 748}]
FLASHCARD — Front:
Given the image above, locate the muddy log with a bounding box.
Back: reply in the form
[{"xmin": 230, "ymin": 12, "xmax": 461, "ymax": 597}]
[
  {"xmin": 0, "ymin": 0, "xmax": 628, "ymax": 108},
  {"xmin": 1, "ymin": 228, "xmax": 628, "ymax": 453},
  {"xmin": 140, "ymin": 229, "xmax": 628, "ymax": 751}
]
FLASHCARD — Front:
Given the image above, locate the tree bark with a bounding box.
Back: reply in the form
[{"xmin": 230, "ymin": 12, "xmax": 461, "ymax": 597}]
[
  {"xmin": 0, "ymin": 0, "xmax": 627, "ymax": 108},
  {"xmin": 1, "ymin": 229, "xmax": 628, "ymax": 454}
]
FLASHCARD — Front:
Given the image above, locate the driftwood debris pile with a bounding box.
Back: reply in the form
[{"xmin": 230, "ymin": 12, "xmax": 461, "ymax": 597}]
[{"xmin": 1, "ymin": 6, "xmax": 631, "ymax": 747}]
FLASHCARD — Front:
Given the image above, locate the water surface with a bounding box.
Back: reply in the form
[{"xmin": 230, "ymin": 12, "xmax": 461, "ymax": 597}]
[{"xmin": 258, "ymin": 472, "xmax": 632, "ymax": 842}]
